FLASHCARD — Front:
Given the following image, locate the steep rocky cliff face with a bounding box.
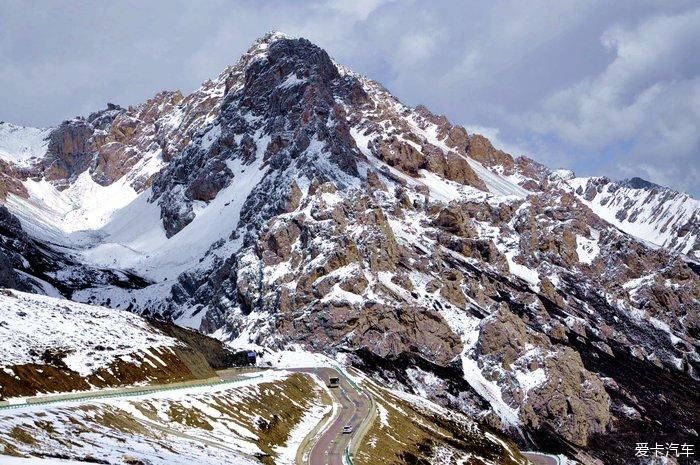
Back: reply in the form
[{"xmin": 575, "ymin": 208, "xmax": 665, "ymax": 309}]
[{"xmin": 0, "ymin": 33, "xmax": 697, "ymax": 464}]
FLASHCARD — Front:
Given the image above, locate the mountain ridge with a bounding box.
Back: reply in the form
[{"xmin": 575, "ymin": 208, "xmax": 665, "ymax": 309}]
[{"xmin": 0, "ymin": 32, "xmax": 698, "ymax": 465}]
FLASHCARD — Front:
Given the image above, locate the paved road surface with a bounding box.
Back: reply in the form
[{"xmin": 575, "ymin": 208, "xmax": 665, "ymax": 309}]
[
  {"xmin": 523, "ymin": 452, "xmax": 560, "ymax": 465},
  {"xmin": 1, "ymin": 365, "xmax": 373, "ymax": 465},
  {"xmin": 296, "ymin": 367, "xmax": 371, "ymax": 465}
]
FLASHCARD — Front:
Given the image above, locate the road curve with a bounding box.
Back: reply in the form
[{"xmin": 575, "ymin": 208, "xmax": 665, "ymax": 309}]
[
  {"xmin": 523, "ymin": 451, "xmax": 560, "ymax": 465},
  {"xmin": 296, "ymin": 367, "xmax": 372, "ymax": 465}
]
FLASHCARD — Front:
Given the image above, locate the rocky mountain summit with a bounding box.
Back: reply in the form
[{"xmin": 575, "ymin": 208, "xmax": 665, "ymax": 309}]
[{"xmin": 0, "ymin": 32, "xmax": 698, "ymax": 464}]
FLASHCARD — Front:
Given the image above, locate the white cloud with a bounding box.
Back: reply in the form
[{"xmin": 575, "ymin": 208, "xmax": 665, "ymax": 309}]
[
  {"xmin": 519, "ymin": 8, "xmax": 700, "ymax": 192},
  {"xmin": 320, "ymin": 0, "xmax": 389, "ymax": 20},
  {"xmin": 396, "ymin": 33, "xmax": 438, "ymax": 67},
  {"xmin": 532, "ymin": 9, "xmax": 700, "ymax": 147}
]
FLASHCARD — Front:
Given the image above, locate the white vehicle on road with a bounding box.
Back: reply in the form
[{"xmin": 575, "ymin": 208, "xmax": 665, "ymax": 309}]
[{"xmin": 342, "ymin": 425, "xmax": 353, "ymax": 434}]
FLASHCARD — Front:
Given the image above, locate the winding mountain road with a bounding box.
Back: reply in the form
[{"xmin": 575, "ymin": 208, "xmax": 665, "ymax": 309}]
[
  {"xmin": 1, "ymin": 365, "xmax": 376, "ymax": 465},
  {"xmin": 295, "ymin": 367, "xmax": 373, "ymax": 465}
]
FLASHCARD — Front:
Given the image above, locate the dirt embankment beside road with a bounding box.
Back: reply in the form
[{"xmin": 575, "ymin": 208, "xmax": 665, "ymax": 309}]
[
  {"xmin": 147, "ymin": 318, "xmax": 239, "ymax": 369},
  {"xmin": 0, "ymin": 319, "xmax": 233, "ymax": 400}
]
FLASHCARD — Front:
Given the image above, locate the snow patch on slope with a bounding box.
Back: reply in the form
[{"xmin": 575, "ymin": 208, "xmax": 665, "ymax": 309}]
[
  {"xmin": 438, "ymin": 302, "xmax": 522, "ymax": 429},
  {"xmin": 505, "ymin": 253, "xmax": 541, "ymax": 287},
  {"xmin": 78, "ymin": 134, "xmax": 270, "ymax": 282},
  {"xmin": 404, "ymin": 114, "xmax": 530, "ymax": 199},
  {"xmin": 0, "ymin": 290, "xmax": 179, "ymax": 377},
  {"xmin": 568, "ymin": 177, "xmax": 699, "ymax": 257},
  {"xmin": 465, "ymin": 156, "xmax": 530, "ymax": 199},
  {"xmin": 273, "ymin": 400, "xmax": 330, "ymax": 465},
  {"xmin": 0, "ymin": 122, "xmax": 51, "ymax": 167},
  {"xmin": 0, "ymin": 370, "xmax": 290, "ymax": 465},
  {"xmin": 514, "ymin": 367, "xmax": 547, "ymax": 394},
  {"xmin": 7, "ymin": 172, "xmax": 138, "ymax": 243},
  {"xmin": 576, "ymin": 233, "xmax": 600, "ymax": 265}
]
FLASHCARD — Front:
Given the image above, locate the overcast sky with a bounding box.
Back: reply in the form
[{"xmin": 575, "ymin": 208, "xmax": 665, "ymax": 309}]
[{"xmin": 1, "ymin": 0, "xmax": 698, "ymax": 195}]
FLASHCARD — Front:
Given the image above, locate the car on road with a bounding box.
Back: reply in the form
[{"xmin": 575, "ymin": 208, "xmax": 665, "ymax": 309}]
[{"xmin": 342, "ymin": 425, "xmax": 353, "ymax": 434}]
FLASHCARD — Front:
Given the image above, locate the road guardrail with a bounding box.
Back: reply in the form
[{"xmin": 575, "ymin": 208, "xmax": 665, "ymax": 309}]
[{"xmin": 0, "ymin": 374, "xmax": 262, "ymax": 412}]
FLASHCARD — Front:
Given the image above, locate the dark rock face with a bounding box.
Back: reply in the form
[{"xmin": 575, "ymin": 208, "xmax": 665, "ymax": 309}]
[
  {"xmin": 41, "ymin": 119, "xmax": 99, "ymax": 188},
  {"xmin": 0, "ymin": 248, "xmax": 18, "ymax": 288},
  {"xmin": 0, "ymin": 206, "xmax": 28, "ymax": 290},
  {"xmin": 0, "ymin": 205, "xmax": 24, "ymax": 238},
  {"xmin": 623, "ymin": 176, "xmax": 661, "ymax": 190},
  {"xmin": 152, "ymin": 36, "xmax": 365, "ymax": 237}
]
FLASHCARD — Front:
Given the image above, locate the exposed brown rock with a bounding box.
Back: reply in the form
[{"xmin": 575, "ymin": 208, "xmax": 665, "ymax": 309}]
[
  {"xmin": 466, "ymin": 134, "xmax": 515, "ymax": 171},
  {"xmin": 476, "ymin": 307, "xmax": 611, "ymax": 446},
  {"xmin": 0, "ymin": 160, "xmax": 28, "ymax": 200},
  {"xmin": 286, "ymin": 181, "xmax": 303, "ymax": 212},
  {"xmin": 260, "ymin": 217, "xmax": 303, "ymax": 265},
  {"xmin": 444, "ymin": 126, "xmax": 469, "ymax": 151},
  {"xmin": 367, "ymin": 170, "xmax": 387, "ymax": 192},
  {"xmin": 433, "ymin": 204, "xmax": 476, "ymax": 237},
  {"xmin": 373, "ymin": 136, "xmax": 425, "ymax": 176}
]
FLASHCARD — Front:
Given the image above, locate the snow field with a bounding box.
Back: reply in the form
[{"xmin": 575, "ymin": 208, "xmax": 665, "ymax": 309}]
[{"xmin": 0, "ymin": 290, "xmax": 179, "ymax": 377}]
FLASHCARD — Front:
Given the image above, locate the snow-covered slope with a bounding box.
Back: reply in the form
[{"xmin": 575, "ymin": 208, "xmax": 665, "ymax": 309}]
[
  {"xmin": 567, "ymin": 176, "xmax": 699, "ymax": 259},
  {"xmin": 0, "ymin": 289, "xmax": 179, "ymax": 376},
  {"xmin": 4, "ymin": 172, "xmax": 139, "ymax": 244},
  {"xmin": 0, "ymin": 370, "xmax": 316, "ymax": 465},
  {"xmin": 77, "ymin": 142, "xmax": 268, "ymax": 282},
  {"xmin": 0, "ymin": 289, "xmax": 232, "ymax": 400},
  {"xmin": 0, "ymin": 123, "xmax": 51, "ymax": 167}
]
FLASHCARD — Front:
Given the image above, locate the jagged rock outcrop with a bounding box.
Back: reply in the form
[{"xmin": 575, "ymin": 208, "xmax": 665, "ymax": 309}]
[
  {"xmin": 476, "ymin": 308, "xmax": 611, "ymax": 447},
  {"xmin": 0, "ymin": 206, "xmax": 30, "ymax": 290},
  {"xmin": 41, "ymin": 118, "xmax": 97, "ymax": 188},
  {"xmin": 0, "ymin": 160, "xmax": 28, "ymax": 201},
  {"xmin": 151, "ymin": 36, "xmax": 367, "ymax": 237}
]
